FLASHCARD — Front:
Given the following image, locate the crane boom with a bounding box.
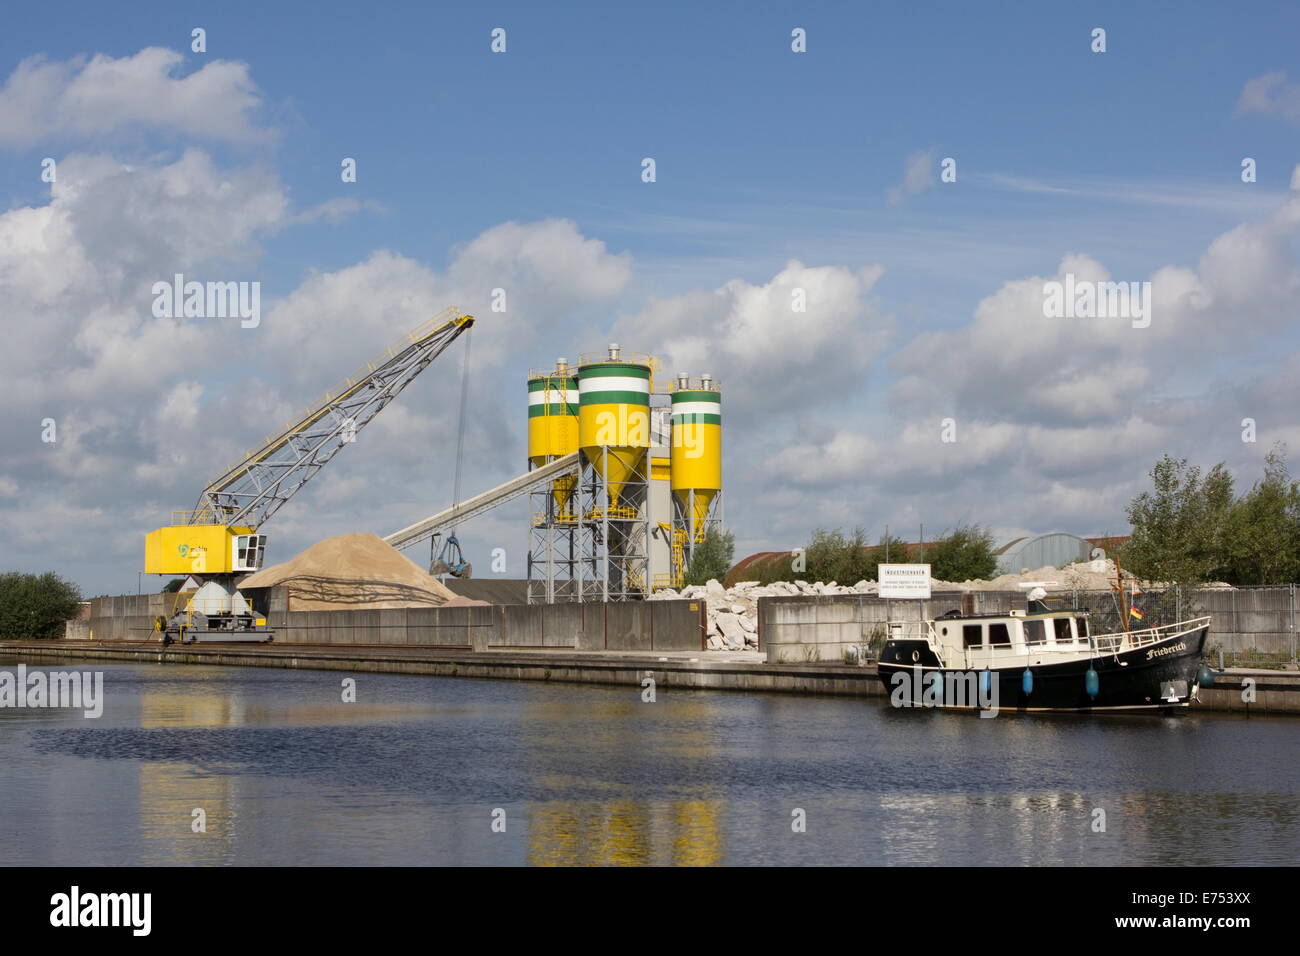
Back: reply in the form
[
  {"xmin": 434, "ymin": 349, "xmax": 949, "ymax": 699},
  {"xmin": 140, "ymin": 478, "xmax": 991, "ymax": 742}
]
[
  {"xmin": 142, "ymin": 306, "xmax": 473, "ymax": 643},
  {"xmin": 190, "ymin": 307, "xmax": 474, "ymax": 530}
]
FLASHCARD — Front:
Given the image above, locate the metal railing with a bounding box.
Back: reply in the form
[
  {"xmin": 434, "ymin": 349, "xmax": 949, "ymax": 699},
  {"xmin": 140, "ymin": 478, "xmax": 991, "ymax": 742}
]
[
  {"xmin": 1069, "ymin": 586, "xmax": 1297, "ymax": 669},
  {"xmin": 889, "ymin": 614, "xmax": 1213, "ymax": 667},
  {"xmin": 1091, "ymin": 617, "xmax": 1211, "ymax": 655}
]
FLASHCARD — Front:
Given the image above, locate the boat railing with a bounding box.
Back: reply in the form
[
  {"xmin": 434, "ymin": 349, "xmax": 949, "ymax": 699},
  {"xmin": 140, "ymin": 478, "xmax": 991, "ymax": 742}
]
[
  {"xmin": 886, "ymin": 620, "xmax": 940, "ymax": 642},
  {"xmin": 1090, "ymin": 616, "xmax": 1210, "ymax": 655},
  {"xmin": 887, "ymin": 615, "xmax": 1211, "ymax": 665}
]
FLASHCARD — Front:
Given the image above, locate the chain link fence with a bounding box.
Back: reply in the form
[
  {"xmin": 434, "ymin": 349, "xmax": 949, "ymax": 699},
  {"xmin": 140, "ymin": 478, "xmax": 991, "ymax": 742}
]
[{"xmin": 1064, "ymin": 585, "xmax": 1298, "ymax": 670}]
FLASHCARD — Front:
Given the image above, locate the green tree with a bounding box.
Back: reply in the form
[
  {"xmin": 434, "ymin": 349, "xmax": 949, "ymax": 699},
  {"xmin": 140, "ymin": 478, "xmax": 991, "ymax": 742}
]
[
  {"xmin": 804, "ymin": 527, "xmax": 874, "ymax": 583},
  {"xmin": 870, "ymin": 532, "xmax": 911, "ymax": 577},
  {"xmin": 1220, "ymin": 447, "xmax": 1300, "ymax": 585},
  {"xmin": 161, "ymin": 578, "xmax": 184, "ymax": 593},
  {"xmin": 926, "ymin": 524, "xmax": 998, "ymax": 581},
  {"xmin": 0, "ymin": 571, "xmax": 83, "ymax": 640},
  {"xmin": 1124, "ymin": 455, "xmax": 1234, "ymax": 583},
  {"xmin": 684, "ymin": 527, "xmax": 736, "ymax": 586},
  {"xmin": 738, "ymin": 529, "xmax": 916, "ymax": 586}
]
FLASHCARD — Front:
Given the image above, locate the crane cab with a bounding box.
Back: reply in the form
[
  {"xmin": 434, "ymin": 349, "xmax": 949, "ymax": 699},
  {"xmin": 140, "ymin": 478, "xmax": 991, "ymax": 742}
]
[{"xmin": 144, "ymin": 522, "xmax": 267, "ymax": 576}]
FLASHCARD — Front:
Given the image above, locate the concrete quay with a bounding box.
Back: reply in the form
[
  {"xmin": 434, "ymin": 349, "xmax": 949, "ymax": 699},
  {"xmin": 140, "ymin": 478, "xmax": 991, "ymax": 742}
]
[{"xmin": 2, "ymin": 640, "xmax": 1298, "ymax": 714}]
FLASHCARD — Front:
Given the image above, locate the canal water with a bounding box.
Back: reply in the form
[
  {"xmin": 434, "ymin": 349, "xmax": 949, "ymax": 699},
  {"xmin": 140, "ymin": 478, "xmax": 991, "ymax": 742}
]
[{"xmin": 2, "ymin": 658, "xmax": 1296, "ymax": 866}]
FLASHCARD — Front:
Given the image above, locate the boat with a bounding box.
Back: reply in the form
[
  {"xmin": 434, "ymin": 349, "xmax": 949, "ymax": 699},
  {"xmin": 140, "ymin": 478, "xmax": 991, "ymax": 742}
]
[{"xmin": 876, "ymin": 594, "xmax": 1211, "ymax": 714}]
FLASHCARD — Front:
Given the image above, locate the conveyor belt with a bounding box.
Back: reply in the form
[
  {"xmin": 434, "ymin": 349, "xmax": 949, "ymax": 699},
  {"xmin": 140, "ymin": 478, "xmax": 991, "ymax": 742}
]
[{"xmin": 384, "ymin": 452, "xmax": 581, "ymax": 550}]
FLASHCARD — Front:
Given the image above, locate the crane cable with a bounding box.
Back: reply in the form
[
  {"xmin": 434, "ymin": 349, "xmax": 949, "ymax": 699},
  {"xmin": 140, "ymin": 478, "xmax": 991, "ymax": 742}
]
[
  {"xmin": 430, "ymin": 328, "xmax": 472, "ymax": 569},
  {"xmin": 450, "ymin": 328, "xmax": 472, "ymax": 528}
]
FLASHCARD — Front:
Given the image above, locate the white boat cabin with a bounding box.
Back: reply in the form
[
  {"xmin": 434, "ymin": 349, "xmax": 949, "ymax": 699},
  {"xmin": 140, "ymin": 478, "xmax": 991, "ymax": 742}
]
[{"xmin": 891, "ymin": 610, "xmax": 1095, "ymax": 670}]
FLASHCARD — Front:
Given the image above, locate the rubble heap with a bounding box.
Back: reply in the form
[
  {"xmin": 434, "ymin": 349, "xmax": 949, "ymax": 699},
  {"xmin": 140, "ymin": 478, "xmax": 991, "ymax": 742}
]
[{"xmin": 650, "ymin": 559, "xmax": 1195, "ymax": 652}]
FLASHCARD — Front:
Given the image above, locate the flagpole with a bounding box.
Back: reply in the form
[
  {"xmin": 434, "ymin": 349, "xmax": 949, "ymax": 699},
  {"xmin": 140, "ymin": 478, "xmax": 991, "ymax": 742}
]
[{"xmin": 1115, "ymin": 555, "xmax": 1131, "ymax": 635}]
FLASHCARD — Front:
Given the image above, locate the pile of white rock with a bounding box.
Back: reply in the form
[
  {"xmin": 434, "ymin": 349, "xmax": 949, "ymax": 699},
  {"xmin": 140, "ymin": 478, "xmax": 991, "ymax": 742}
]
[
  {"xmin": 649, "ymin": 559, "xmax": 1167, "ymax": 652},
  {"xmin": 650, "ymin": 578, "xmax": 876, "ymax": 651}
]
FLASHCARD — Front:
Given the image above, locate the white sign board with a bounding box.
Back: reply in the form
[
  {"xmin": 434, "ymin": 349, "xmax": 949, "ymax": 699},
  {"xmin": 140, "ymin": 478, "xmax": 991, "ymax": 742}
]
[{"xmin": 878, "ymin": 564, "xmax": 932, "ymax": 599}]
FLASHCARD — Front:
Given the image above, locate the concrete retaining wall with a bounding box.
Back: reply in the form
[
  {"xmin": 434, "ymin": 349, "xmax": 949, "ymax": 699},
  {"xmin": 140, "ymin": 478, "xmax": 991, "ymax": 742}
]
[
  {"xmin": 760, "ymin": 588, "xmax": 1300, "ymax": 666},
  {"xmin": 84, "ymin": 591, "xmax": 705, "ymax": 653},
  {"xmin": 1070, "ymin": 587, "xmax": 1297, "ymax": 663},
  {"xmin": 86, "ymin": 592, "xmax": 188, "ymax": 642},
  {"xmin": 760, "ymin": 591, "xmax": 1022, "ymax": 663},
  {"xmin": 8, "ymin": 641, "xmax": 1297, "ymax": 713},
  {"xmin": 1179, "ymin": 588, "xmax": 1296, "ymax": 660}
]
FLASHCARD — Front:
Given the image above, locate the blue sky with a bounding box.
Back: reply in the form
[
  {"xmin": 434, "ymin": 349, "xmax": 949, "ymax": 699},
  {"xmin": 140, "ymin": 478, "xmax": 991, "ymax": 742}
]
[
  {"xmin": 2, "ymin": 1, "xmax": 1299, "ymax": 593},
  {"xmin": 7, "ymin": 2, "xmax": 1295, "ymax": 292}
]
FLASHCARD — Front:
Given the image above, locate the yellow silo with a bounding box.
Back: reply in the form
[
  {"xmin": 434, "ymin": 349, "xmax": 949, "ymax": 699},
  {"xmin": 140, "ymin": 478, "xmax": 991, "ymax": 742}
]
[
  {"xmin": 578, "ymin": 345, "xmax": 651, "ymax": 510},
  {"xmin": 670, "ymin": 374, "xmax": 722, "ymax": 542},
  {"xmin": 528, "ymin": 360, "xmax": 579, "ymax": 515}
]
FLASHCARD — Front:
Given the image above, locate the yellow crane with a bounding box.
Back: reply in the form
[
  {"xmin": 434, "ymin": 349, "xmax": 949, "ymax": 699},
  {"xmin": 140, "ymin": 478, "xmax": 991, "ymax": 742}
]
[{"xmin": 146, "ymin": 308, "xmax": 474, "ymax": 643}]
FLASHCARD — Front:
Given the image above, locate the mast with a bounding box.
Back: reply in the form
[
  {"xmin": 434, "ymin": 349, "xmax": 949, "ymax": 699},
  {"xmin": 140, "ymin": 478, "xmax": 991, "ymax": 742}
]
[{"xmin": 1114, "ymin": 555, "xmax": 1131, "ymax": 635}]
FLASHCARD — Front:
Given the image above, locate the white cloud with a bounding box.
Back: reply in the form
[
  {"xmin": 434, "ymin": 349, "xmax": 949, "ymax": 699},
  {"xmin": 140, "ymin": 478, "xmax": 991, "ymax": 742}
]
[
  {"xmin": 613, "ymin": 259, "xmax": 891, "ymax": 421},
  {"xmin": 717, "ymin": 169, "xmax": 1300, "ymax": 557},
  {"xmin": 0, "ymin": 48, "xmax": 271, "ymax": 148},
  {"xmin": 261, "ymin": 218, "xmax": 633, "ymax": 388},
  {"xmin": 1236, "ymin": 71, "xmax": 1300, "ymax": 124},
  {"xmin": 5, "ymin": 34, "xmax": 1300, "ymax": 594},
  {"xmin": 893, "ymin": 170, "xmax": 1300, "ymax": 426},
  {"xmin": 886, "ymin": 149, "xmax": 936, "ymax": 207},
  {"xmin": 0, "ymin": 150, "xmax": 287, "ymax": 406},
  {"xmin": 290, "ymin": 197, "xmax": 386, "ymax": 225},
  {"xmin": 0, "ymin": 169, "xmax": 635, "ymax": 588},
  {"xmin": 977, "ymin": 172, "xmax": 1285, "ymax": 215}
]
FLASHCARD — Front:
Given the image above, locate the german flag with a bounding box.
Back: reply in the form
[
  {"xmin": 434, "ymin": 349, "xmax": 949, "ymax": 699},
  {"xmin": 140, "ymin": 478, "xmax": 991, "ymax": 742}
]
[{"xmin": 1129, "ymin": 606, "xmax": 1145, "ymax": 621}]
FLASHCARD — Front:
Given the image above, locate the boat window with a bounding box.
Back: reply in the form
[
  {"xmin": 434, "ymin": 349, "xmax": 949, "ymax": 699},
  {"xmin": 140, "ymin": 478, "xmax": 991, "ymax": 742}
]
[
  {"xmin": 1076, "ymin": 617, "xmax": 1089, "ymax": 638},
  {"xmin": 1053, "ymin": 618, "xmax": 1073, "ymax": 643},
  {"xmin": 989, "ymin": 623, "xmax": 1011, "ymax": 646},
  {"xmin": 1024, "ymin": 620, "xmax": 1046, "ymax": 645},
  {"xmin": 962, "ymin": 624, "xmax": 983, "ymax": 648}
]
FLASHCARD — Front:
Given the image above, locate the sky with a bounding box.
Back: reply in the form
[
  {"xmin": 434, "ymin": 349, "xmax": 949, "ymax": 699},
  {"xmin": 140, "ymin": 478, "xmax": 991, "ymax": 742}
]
[{"xmin": 2, "ymin": 0, "xmax": 1299, "ymax": 595}]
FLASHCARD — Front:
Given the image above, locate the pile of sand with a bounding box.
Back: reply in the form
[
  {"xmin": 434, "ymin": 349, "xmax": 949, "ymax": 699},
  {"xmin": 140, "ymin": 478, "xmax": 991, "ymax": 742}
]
[{"xmin": 241, "ymin": 533, "xmax": 486, "ymax": 610}]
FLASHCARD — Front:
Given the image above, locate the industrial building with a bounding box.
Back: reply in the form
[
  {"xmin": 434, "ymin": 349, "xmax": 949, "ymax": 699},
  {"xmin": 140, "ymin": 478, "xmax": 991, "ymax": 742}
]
[
  {"xmin": 994, "ymin": 533, "xmax": 1129, "ymax": 575},
  {"xmin": 524, "ymin": 346, "xmax": 723, "ymax": 603},
  {"xmin": 382, "ymin": 340, "xmax": 723, "ymax": 604},
  {"xmin": 133, "ymin": 304, "xmax": 730, "ymax": 649}
]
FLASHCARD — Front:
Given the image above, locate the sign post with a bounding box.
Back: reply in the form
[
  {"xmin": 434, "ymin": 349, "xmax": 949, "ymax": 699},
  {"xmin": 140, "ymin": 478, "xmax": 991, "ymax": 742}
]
[
  {"xmin": 879, "ymin": 564, "xmax": 932, "ymax": 624},
  {"xmin": 878, "ymin": 564, "xmax": 932, "ymax": 599}
]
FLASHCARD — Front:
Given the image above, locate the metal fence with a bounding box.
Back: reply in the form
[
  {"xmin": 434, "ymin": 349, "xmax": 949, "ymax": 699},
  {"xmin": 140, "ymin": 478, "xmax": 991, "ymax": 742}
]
[
  {"xmin": 759, "ymin": 586, "xmax": 1300, "ymax": 669},
  {"xmin": 1066, "ymin": 586, "xmax": 1298, "ymax": 669}
]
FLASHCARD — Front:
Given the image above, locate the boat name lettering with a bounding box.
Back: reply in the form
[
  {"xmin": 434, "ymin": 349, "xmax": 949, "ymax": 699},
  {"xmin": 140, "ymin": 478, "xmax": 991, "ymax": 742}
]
[{"xmin": 1146, "ymin": 641, "xmax": 1186, "ymax": 660}]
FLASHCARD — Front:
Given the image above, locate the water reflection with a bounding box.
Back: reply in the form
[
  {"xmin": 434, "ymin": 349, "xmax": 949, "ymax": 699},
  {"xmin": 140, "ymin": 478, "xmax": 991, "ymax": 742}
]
[
  {"xmin": 2, "ymin": 658, "xmax": 1297, "ymax": 865},
  {"xmin": 521, "ymin": 691, "xmax": 724, "ymax": 865}
]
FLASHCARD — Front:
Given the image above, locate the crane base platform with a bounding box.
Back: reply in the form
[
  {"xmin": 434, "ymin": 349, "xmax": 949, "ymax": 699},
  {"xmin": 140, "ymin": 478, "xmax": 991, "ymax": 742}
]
[{"xmin": 163, "ymin": 630, "xmax": 275, "ymax": 646}]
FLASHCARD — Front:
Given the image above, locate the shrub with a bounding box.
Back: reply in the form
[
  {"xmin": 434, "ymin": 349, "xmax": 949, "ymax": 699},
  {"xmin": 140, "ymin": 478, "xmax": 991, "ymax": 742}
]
[
  {"xmin": 685, "ymin": 527, "xmax": 736, "ymax": 587},
  {"xmin": 0, "ymin": 571, "xmax": 83, "ymax": 640}
]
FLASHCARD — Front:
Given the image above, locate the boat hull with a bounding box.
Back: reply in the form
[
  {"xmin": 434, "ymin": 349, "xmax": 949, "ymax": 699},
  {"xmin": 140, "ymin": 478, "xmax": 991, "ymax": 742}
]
[{"xmin": 877, "ymin": 623, "xmax": 1209, "ymax": 713}]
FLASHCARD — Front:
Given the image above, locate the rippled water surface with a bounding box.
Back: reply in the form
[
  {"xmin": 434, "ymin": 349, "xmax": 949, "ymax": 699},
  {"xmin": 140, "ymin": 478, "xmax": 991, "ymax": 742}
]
[{"xmin": 1, "ymin": 658, "xmax": 1296, "ymax": 865}]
